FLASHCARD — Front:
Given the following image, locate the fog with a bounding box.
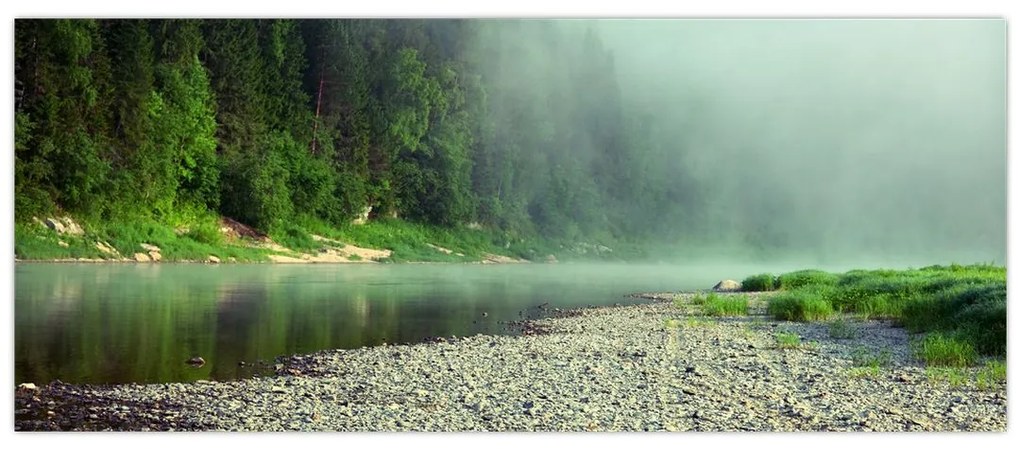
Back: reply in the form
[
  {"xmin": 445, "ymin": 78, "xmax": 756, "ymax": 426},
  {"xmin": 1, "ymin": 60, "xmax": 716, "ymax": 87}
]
[
  {"xmin": 481, "ymin": 19, "xmax": 1005, "ymax": 266},
  {"xmin": 615, "ymin": 20, "xmax": 1005, "ymax": 265}
]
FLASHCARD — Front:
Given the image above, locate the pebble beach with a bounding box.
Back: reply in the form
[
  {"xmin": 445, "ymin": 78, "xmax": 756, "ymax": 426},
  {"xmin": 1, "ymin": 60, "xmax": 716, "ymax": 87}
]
[{"xmin": 14, "ymin": 293, "xmax": 1007, "ymax": 432}]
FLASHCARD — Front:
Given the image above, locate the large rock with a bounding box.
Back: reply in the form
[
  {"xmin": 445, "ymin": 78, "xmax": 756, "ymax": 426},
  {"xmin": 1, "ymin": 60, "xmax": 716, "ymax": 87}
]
[
  {"xmin": 43, "ymin": 217, "xmax": 85, "ymax": 235},
  {"xmin": 148, "ymin": 251, "xmax": 162, "ymax": 262},
  {"xmin": 61, "ymin": 217, "xmax": 84, "ymax": 235},
  {"xmin": 95, "ymin": 241, "xmax": 120, "ymax": 256},
  {"xmin": 207, "ymin": 255, "xmax": 221, "ymax": 264},
  {"xmin": 133, "ymin": 252, "xmax": 151, "ymax": 262},
  {"xmin": 44, "ymin": 218, "xmax": 65, "ymax": 234},
  {"xmin": 140, "ymin": 243, "xmax": 161, "ymax": 253},
  {"xmin": 713, "ymin": 279, "xmax": 742, "ymax": 292}
]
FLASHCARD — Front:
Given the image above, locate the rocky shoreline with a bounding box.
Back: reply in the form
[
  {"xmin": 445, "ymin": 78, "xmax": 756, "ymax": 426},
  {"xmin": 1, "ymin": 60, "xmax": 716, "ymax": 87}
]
[{"xmin": 14, "ymin": 293, "xmax": 1006, "ymax": 431}]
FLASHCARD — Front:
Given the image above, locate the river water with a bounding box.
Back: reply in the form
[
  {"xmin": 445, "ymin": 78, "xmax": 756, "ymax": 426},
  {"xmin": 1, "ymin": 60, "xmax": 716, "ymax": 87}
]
[{"xmin": 14, "ymin": 262, "xmax": 827, "ymax": 385}]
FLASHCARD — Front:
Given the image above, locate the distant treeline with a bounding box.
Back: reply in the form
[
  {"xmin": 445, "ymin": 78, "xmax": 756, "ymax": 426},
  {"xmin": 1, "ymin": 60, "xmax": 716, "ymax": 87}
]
[{"xmin": 14, "ymin": 19, "xmax": 694, "ymax": 243}]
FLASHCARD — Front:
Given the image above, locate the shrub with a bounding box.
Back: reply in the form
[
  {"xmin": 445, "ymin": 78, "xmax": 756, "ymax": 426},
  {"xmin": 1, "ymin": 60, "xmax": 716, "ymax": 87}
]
[
  {"xmin": 741, "ymin": 273, "xmax": 776, "ymax": 292},
  {"xmin": 183, "ymin": 219, "xmax": 223, "ymax": 246}
]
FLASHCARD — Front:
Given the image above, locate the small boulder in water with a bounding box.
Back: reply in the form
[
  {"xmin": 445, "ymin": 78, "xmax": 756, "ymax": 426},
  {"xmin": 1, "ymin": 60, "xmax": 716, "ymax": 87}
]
[
  {"xmin": 713, "ymin": 279, "xmax": 742, "ymax": 292},
  {"xmin": 186, "ymin": 356, "xmax": 206, "ymax": 367}
]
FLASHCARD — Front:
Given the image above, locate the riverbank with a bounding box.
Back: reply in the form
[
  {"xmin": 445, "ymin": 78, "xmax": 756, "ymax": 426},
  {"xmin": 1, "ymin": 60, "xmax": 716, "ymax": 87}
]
[
  {"xmin": 14, "ymin": 292, "xmax": 1006, "ymax": 431},
  {"xmin": 14, "ymin": 215, "xmax": 547, "ymax": 264}
]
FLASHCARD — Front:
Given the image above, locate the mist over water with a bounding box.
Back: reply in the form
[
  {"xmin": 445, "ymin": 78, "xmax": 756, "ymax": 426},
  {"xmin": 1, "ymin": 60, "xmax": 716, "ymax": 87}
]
[{"xmin": 484, "ymin": 19, "xmax": 1006, "ymax": 266}]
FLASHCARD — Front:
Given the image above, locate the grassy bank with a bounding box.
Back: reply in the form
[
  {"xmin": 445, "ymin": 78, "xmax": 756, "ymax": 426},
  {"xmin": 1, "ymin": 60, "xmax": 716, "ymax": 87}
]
[
  {"xmin": 15, "ymin": 215, "xmax": 272, "ymax": 262},
  {"xmin": 738, "ymin": 265, "xmax": 1006, "ymax": 365},
  {"xmin": 14, "ymin": 213, "xmax": 629, "ymax": 263}
]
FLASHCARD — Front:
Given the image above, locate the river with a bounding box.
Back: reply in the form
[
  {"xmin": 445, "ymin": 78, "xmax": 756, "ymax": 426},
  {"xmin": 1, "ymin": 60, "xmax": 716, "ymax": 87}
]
[{"xmin": 15, "ymin": 261, "xmax": 857, "ymax": 385}]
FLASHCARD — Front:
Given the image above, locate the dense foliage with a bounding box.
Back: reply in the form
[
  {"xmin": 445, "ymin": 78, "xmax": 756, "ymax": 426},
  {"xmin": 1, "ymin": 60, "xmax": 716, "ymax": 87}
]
[{"xmin": 15, "ymin": 19, "xmax": 680, "ymax": 248}]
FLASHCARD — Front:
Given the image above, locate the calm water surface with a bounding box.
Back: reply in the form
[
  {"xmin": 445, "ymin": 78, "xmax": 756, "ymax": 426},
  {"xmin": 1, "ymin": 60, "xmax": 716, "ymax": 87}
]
[{"xmin": 15, "ymin": 262, "xmax": 799, "ymax": 385}]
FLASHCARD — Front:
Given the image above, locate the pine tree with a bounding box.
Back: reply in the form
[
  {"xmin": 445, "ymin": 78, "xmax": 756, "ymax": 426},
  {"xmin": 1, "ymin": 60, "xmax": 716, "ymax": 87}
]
[{"xmin": 15, "ymin": 19, "xmax": 114, "ymax": 218}]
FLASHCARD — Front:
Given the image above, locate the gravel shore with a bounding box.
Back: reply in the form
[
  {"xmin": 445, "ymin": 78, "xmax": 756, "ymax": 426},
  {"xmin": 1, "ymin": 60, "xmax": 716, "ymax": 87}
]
[{"xmin": 14, "ymin": 293, "xmax": 1006, "ymax": 431}]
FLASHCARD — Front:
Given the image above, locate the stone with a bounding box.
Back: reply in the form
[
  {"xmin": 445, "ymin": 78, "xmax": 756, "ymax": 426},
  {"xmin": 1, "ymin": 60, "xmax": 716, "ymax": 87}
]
[
  {"xmin": 140, "ymin": 243, "xmax": 161, "ymax": 253},
  {"xmin": 17, "ymin": 383, "xmax": 37, "ymax": 391},
  {"xmin": 208, "ymin": 255, "xmax": 221, "ymax": 264},
  {"xmin": 148, "ymin": 251, "xmax": 162, "ymax": 262},
  {"xmin": 95, "ymin": 241, "xmax": 119, "ymax": 256},
  {"xmin": 58, "ymin": 240, "xmax": 69, "ymax": 248},
  {"xmin": 545, "ymin": 254, "xmax": 558, "ymax": 263},
  {"xmin": 60, "ymin": 217, "xmax": 84, "ymax": 235},
  {"xmin": 133, "ymin": 252, "xmax": 151, "ymax": 262},
  {"xmin": 186, "ymin": 356, "xmax": 206, "ymax": 366},
  {"xmin": 44, "ymin": 218, "xmax": 65, "ymax": 234},
  {"xmin": 713, "ymin": 279, "xmax": 742, "ymax": 292}
]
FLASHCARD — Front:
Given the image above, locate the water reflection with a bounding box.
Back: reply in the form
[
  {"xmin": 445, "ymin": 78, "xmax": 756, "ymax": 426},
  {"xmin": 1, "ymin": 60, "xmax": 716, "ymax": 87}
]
[{"xmin": 16, "ymin": 263, "xmax": 747, "ymax": 385}]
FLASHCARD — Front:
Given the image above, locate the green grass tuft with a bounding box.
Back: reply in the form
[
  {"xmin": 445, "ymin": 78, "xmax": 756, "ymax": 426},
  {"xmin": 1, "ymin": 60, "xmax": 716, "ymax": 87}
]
[
  {"xmin": 269, "ymin": 222, "xmax": 322, "ymax": 253},
  {"xmin": 914, "ymin": 333, "xmax": 978, "ymax": 367},
  {"xmin": 702, "ymin": 294, "xmax": 749, "ymax": 317},
  {"xmin": 741, "ymin": 273, "xmax": 776, "ymax": 292},
  {"xmin": 767, "ymin": 290, "xmax": 835, "ymax": 321},
  {"xmin": 925, "ymin": 367, "xmax": 968, "ymax": 387},
  {"xmin": 775, "ymin": 332, "xmax": 802, "ymax": 349},
  {"xmin": 777, "ymin": 269, "xmax": 839, "ymax": 289},
  {"xmin": 690, "ymin": 292, "xmax": 714, "ymax": 306},
  {"xmin": 976, "ymin": 360, "xmax": 1006, "ymax": 390}
]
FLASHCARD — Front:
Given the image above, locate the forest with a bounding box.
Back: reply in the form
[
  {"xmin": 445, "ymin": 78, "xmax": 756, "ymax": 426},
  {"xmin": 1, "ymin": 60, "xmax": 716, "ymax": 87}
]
[
  {"xmin": 14, "ymin": 19, "xmax": 1005, "ymax": 263},
  {"xmin": 14, "ymin": 19, "xmax": 694, "ymax": 255}
]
